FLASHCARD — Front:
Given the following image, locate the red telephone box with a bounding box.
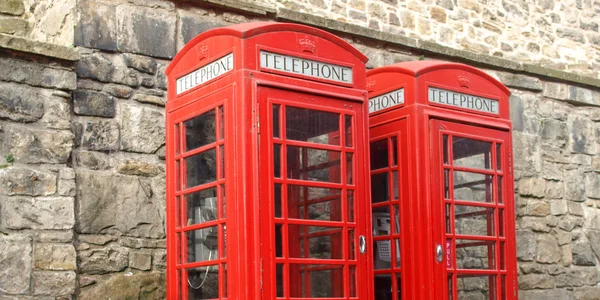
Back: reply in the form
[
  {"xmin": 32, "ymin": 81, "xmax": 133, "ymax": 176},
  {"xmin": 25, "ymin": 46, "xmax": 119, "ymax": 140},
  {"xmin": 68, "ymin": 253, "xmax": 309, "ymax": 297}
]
[
  {"xmin": 165, "ymin": 22, "xmax": 373, "ymax": 299},
  {"xmin": 367, "ymin": 61, "xmax": 518, "ymax": 299}
]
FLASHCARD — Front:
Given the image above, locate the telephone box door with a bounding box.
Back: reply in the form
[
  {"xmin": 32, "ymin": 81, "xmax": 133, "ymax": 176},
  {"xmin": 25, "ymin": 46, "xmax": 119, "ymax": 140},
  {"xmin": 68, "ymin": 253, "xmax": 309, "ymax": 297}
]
[
  {"xmin": 430, "ymin": 119, "xmax": 517, "ymax": 300},
  {"xmin": 258, "ymin": 86, "xmax": 369, "ymax": 299}
]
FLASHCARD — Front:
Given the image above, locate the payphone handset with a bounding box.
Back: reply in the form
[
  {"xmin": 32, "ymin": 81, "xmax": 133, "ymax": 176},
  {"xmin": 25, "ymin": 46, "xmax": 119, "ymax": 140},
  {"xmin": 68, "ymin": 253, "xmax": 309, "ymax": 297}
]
[
  {"xmin": 372, "ymin": 213, "xmax": 400, "ymax": 268},
  {"xmin": 188, "ymin": 197, "xmax": 218, "ymax": 289}
]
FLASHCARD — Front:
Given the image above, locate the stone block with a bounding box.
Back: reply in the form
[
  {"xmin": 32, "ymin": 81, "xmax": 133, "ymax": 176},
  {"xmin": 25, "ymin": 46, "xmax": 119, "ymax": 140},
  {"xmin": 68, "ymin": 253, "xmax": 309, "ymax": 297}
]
[
  {"xmin": 132, "ymin": 93, "xmax": 165, "ymax": 106},
  {"xmin": 512, "ymin": 133, "xmax": 541, "ymax": 174},
  {"xmin": 34, "ymin": 243, "xmax": 76, "ymax": 271},
  {"xmin": 78, "ymin": 234, "xmax": 117, "ymax": 245},
  {"xmin": 0, "ymin": 0, "xmax": 25, "ymax": 15},
  {"xmin": 73, "ymin": 90, "xmax": 115, "ymax": 117},
  {"xmin": 130, "ymin": 251, "xmax": 152, "ymax": 270},
  {"xmin": 586, "ymin": 230, "xmax": 600, "ymax": 261},
  {"xmin": 76, "ymin": 52, "xmax": 139, "ymax": 87},
  {"xmin": 81, "ymin": 120, "xmax": 120, "ymax": 151},
  {"xmin": 116, "ymin": 5, "xmax": 176, "ymax": 58},
  {"xmin": 555, "ymin": 267, "xmax": 598, "ymax": 287},
  {"xmin": 119, "ymin": 237, "xmax": 166, "ymax": 249},
  {"xmin": 585, "ymin": 172, "xmax": 600, "ymax": 199},
  {"xmin": 518, "ymin": 273, "xmax": 554, "ymax": 290},
  {"xmin": 0, "ymin": 235, "xmax": 32, "ymax": 294},
  {"xmin": 561, "ymin": 244, "xmax": 572, "ymax": 266},
  {"xmin": 550, "ymin": 200, "xmax": 568, "ymax": 216},
  {"xmin": 124, "ymin": 53, "xmax": 157, "ymax": 74},
  {"xmin": 141, "ymin": 76, "xmax": 155, "ymax": 88},
  {"xmin": 526, "ymin": 200, "xmax": 550, "ymax": 216},
  {"xmin": 74, "ymin": 0, "xmax": 117, "ymax": 51},
  {"xmin": 572, "ymin": 238, "xmax": 595, "ymax": 266},
  {"xmin": 119, "ymin": 103, "xmax": 165, "ymax": 154},
  {"xmin": 545, "ymin": 180, "xmax": 563, "ymax": 199},
  {"xmin": 0, "ymin": 125, "xmax": 73, "ymax": 164},
  {"xmin": 0, "ymin": 167, "xmax": 57, "ymax": 196},
  {"xmin": 153, "ymin": 250, "xmax": 166, "ymax": 270},
  {"xmin": 79, "ymin": 245, "xmax": 129, "ymax": 274},
  {"xmin": 541, "ymin": 161, "xmax": 563, "ymax": 181},
  {"xmin": 499, "ymin": 73, "xmax": 543, "ymax": 91},
  {"xmin": 0, "ymin": 82, "xmax": 44, "ymax": 122},
  {"xmin": 516, "ymin": 230, "xmax": 536, "ymax": 261},
  {"xmin": 79, "ymin": 272, "xmax": 165, "ymax": 299},
  {"xmin": 1, "ymin": 197, "xmax": 75, "ymax": 230},
  {"xmin": 556, "ymin": 230, "xmax": 571, "ymax": 246},
  {"xmin": 542, "ymin": 82, "xmax": 569, "ymax": 100},
  {"xmin": 58, "ymin": 178, "xmax": 76, "ymax": 197},
  {"xmin": 558, "ymin": 215, "xmax": 584, "ymax": 231},
  {"xmin": 34, "ymin": 231, "xmax": 73, "ymax": 243},
  {"xmin": 0, "ymin": 58, "xmax": 76, "ymax": 91},
  {"xmin": 569, "ymin": 116, "xmax": 597, "ymax": 155},
  {"xmin": 156, "ymin": 63, "xmax": 167, "ymax": 90},
  {"xmin": 0, "ymin": 16, "xmax": 28, "ymax": 35},
  {"xmin": 519, "ymin": 262, "xmax": 544, "ymax": 274},
  {"xmin": 104, "ymin": 84, "xmax": 133, "ymax": 99},
  {"xmin": 574, "ymin": 287, "xmax": 600, "ymax": 300},
  {"xmin": 519, "ymin": 289, "xmax": 574, "ymax": 300},
  {"xmin": 563, "ymin": 169, "xmax": 586, "ymax": 201},
  {"xmin": 41, "ymin": 93, "xmax": 71, "ymax": 130},
  {"xmin": 179, "ymin": 15, "xmax": 226, "ymax": 45},
  {"xmin": 76, "ymin": 170, "xmax": 164, "ymax": 238},
  {"xmin": 540, "ymin": 119, "xmax": 567, "ymax": 147},
  {"xmin": 509, "ymin": 95, "xmax": 524, "ymax": 132},
  {"xmin": 117, "ymin": 160, "xmax": 164, "ymax": 177},
  {"xmin": 33, "ymin": 271, "xmax": 76, "ymax": 296},
  {"xmin": 567, "ymin": 202, "xmax": 584, "ymax": 216},
  {"xmin": 568, "ymin": 86, "xmax": 600, "ymax": 107},
  {"xmin": 536, "ymin": 234, "xmax": 560, "ymax": 263},
  {"xmin": 519, "ymin": 178, "xmax": 546, "ymax": 198},
  {"xmin": 557, "ymin": 28, "xmax": 586, "ymax": 43},
  {"xmin": 73, "ymin": 150, "xmax": 111, "ymax": 170}
]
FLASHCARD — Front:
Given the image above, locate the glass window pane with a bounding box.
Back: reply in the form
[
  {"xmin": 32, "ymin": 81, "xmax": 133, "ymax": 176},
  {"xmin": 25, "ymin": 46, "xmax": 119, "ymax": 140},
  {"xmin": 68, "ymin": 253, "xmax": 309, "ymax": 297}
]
[
  {"xmin": 286, "ymin": 146, "xmax": 340, "ymax": 183},
  {"xmin": 452, "ymin": 137, "xmax": 492, "ymax": 170},
  {"xmin": 274, "ymin": 144, "xmax": 281, "ymax": 178},
  {"xmin": 393, "ymin": 205, "xmax": 400, "ymax": 235},
  {"xmin": 374, "ymin": 276, "xmax": 393, "ymax": 298},
  {"xmin": 370, "ymin": 139, "xmax": 389, "ymax": 170},
  {"xmin": 285, "ymin": 106, "xmax": 340, "ymax": 145},
  {"xmin": 392, "ymin": 171, "xmax": 399, "ymax": 200},
  {"xmin": 221, "ymin": 224, "xmax": 226, "ymax": 258},
  {"xmin": 218, "ymin": 106, "xmax": 224, "ymax": 141},
  {"xmin": 346, "ymin": 153, "xmax": 353, "ymax": 185},
  {"xmin": 290, "ymin": 264, "xmax": 344, "ymax": 298},
  {"xmin": 222, "ymin": 263, "xmax": 227, "ymax": 298},
  {"xmin": 349, "ymin": 265, "xmax": 357, "ymax": 297},
  {"xmin": 444, "ymin": 169, "xmax": 450, "ymax": 199},
  {"xmin": 219, "ymin": 145, "xmax": 224, "ymax": 179},
  {"xmin": 371, "ymin": 172, "xmax": 389, "ymax": 203},
  {"xmin": 457, "ymin": 274, "xmax": 496, "ymax": 300},
  {"xmin": 274, "ymin": 184, "xmax": 282, "ymax": 218},
  {"xmin": 448, "ymin": 274, "xmax": 454, "ymax": 300},
  {"xmin": 391, "ymin": 136, "xmax": 398, "ymax": 166},
  {"xmin": 186, "ymin": 188, "xmax": 217, "ymax": 226},
  {"xmin": 446, "ymin": 204, "xmax": 452, "ymax": 234},
  {"xmin": 497, "ymin": 176, "xmax": 503, "ymax": 204},
  {"xmin": 287, "ymin": 185, "xmax": 342, "ymax": 221},
  {"xmin": 454, "ymin": 205, "xmax": 495, "ymax": 237},
  {"xmin": 455, "ymin": 239, "xmax": 495, "ymax": 270},
  {"xmin": 185, "ymin": 110, "xmax": 216, "ymax": 151},
  {"xmin": 177, "ymin": 232, "xmax": 181, "ymax": 264},
  {"xmin": 176, "ymin": 160, "xmax": 181, "ymax": 191},
  {"xmin": 394, "ymin": 238, "xmax": 401, "ymax": 268},
  {"xmin": 443, "ymin": 135, "xmax": 449, "ymax": 164},
  {"xmin": 453, "ymin": 171, "xmax": 493, "ymax": 203},
  {"xmin": 372, "ymin": 206, "xmax": 391, "ymax": 236},
  {"xmin": 276, "ymin": 263, "xmax": 284, "ymax": 297},
  {"xmin": 175, "ymin": 124, "xmax": 180, "ymax": 155},
  {"xmin": 187, "ymin": 227, "xmax": 219, "ymax": 263},
  {"xmin": 374, "ymin": 239, "xmax": 392, "ymax": 270},
  {"xmin": 347, "ymin": 190, "xmax": 355, "ymax": 222},
  {"xmin": 496, "ymin": 143, "xmax": 502, "ymax": 171},
  {"xmin": 499, "ymin": 209, "xmax": 505, "ymax": 237},
  {"xmin": 221, "ymin": 184, "xmax": 226, "ymax": 219},
  {"xmin": 288, "ymin": 225, "xmax": 343, "ymax": 259},
  {"xmin": 187, "ymin": 265, "xmax": 219, "ymax": 299},
  {"xmin": 348, "ymin": 229, "xmax": 356, "ymax": 260},
  {"xmin": 185, "ymin": 149, "xmax": 217, "ymax": 188},
  {"xmin": 275, "ymin": 224, "xmax": 283, "ymax": 258},
  {"xmin": 273, "ymin": 105, "xmax": 280, "ymax": 138},
  {"xmin": 345, "ymin": 115, "xmax": 353, "ymax": 147},
  {"xmin": 176, "ymin": 196, "xmax": 181, "ymax": 228}
]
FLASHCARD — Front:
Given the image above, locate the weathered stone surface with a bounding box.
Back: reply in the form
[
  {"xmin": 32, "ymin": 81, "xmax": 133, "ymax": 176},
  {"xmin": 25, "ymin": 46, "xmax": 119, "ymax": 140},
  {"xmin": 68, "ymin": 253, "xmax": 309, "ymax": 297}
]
[
  {"xmin": 153, "ymin": 250, "xmax": 166, "ymax": 270},
  {"xmin": 519, "ymin": 262, "xmax": 544, "ymax": 274},
  {"xmin": 76, "ymin": 52, "xmax": 139, "ymax": 87},
  {"xmin": 558, "ymin": 215, "xmax": 584, "ymax": 231},
  {"xmin": 34, "ymin": 243, "xmax": 77, "ymax": 270},
  {"xmin": 76, "ymin": 170, "xmax": 164, "ymax": 238},
  {"xmin": 124, "ymin": 53, "xmax": 157, "ymax": 74},
  {"xmin": 116, "ymin": 5, "xmax": 176, "ymax": 58},
  {"xmin": 130, "ymin": 251, "xmax": 152, "ymax": 270},
  {"xmin": 519, "ymin": 177, "xmax": 546, "ymax": 198},
  {"xmin": 568, "ymin": 86, "xmax": 600, "ymax": 107},
  {"xmin": 569, "ymin": 116, "xmax": 597, "ymax": 155},
  {"xmin": 541, "ymin": 119, "xmax": 567, "ymax": 146},
  {"xmin": 79, "ymin": 272, "xmax": 165, "ymax": 299},
  {"xmin": 519, "ymin": 289, "xmax": 574, "ymax": 300},
  {"xmin": 132, "ymin": 93, "xmax": 165, "ymax": 106},
  {"xmin": 567, "ymin": 202, "xmax": 584, "ymax": 216},
  {"xmin": 513, "ymin": 133, "xmax": 541, "ymax": 174},
  {"xmin": 41, "ymin": 93, "xmax": 71, "ymax": 130},
  {"xmin": 550, "ymin": 200, "xmax": 568, "ymax": 216},
  {"xmin": 574, "ymin": 287, "xmax": 600, "ymax": 300},
  {"xmin": 119, "ymin": 104, "xmax": 165, "ymax": 153},
  {"xmin": 81, "ymin": 120, "xmax": 120, "ymax": 151},
  {"xmin": 517, "ymin": 230, "xmax": 536, "ymax": 261},
  {"xmin": 572, "ymin": 238, "xmax": 595, "ymax": 266},
  {"xmin": 119, "ymin": 237, "xmax": 166, "ymax": 249},
  {"xmin": 509, "ymin": 95, "xmax": 524, "ymax": 131},
  {"xmin": 58, "ymin": 177, "xmax": 76, "ymax": 197},
  {"xmin": 526, "ymin": 200, "xmax": 551, "ymax": 216},
  {"xmin": 73, "ymin": 90, "xmax": 115, "ymax": 118},
  {"xmin": 587, "ymin": 230, "xmax": 600, "ymax": 261},
  {"xmin": 561, "ymin": 244, "xmax": 572, "ymax": 266},
  {"xmin": 0, "ymin": 235, "xmax": 32, "ymax": 294},
  {"xmin": 141, "ymin": 76, "xmax": 155, "ymax": 88},
  {"xmin": 117, "ymin": 160, "xmax": 163, "ymax": 177},
  {"xmin": 542, "ymin": 82, "xmax": 569, "ymax": 100},
  {"xmin": 500, "ymin": 73, "xmax": 543, "ymax": 91},
  {"xmin": 34, "ymin": 231, "xmax": 73, "ymax": 243},
  {"xmin": 0, "ymin": 58, "xmax": 76, "ymax": 91},
  {"xmin": 156, "ymin": 63, "xmax": 167, "ymax": 90},
  {"xmin": 585, "ymin": 172, "xmax": 600, "ymax": 199},
  {"xmin": 33, "ymin": 271, "xmax": 76, "ymax": 296},
  {"xmin": 564, "ymin": 169, "xmax": 586, "ymax": 201},
  {"xmin": 536, "ymin": 234, "xmax": 561, "ymax": 263},
  {"xmin": 0, "ymin": 167, "xmax": 57, "ymax": 196},
  {"xmin": 0, "ymin": 125, "xmax": 73, "ymax": 164},
  {"xmin": 179, "ymin": 15, "xmax": 226, "ymax": 44},
  {"xmin": 0, "ymin": 15, "xmax": 28, "ymax": 35},
  {"xmin": 78, "ymin": 234, "xmax": 117, "ymax": 245},
  {"xmin": 0, "ymin": 82, "xmax": 44, "ymax": 122},
  {"xmin": 104, "ymin": 84, "xmax": 133, "ymax": 98},
  {"xmin": 1, "ymin": 197, "xmax": 75, "ymax": 230},
  {"xmin": 79, "ymin": 245, "xmax": 129, "ymax": 274},
  {"xmin": 0, "ymin": 0, "xmax": 25, "ymax": 15},
  {"xmin": 519, "ymin": 273, "xmax": 554, "ymax": 290},
  {"xmin": 73, "ymin": 150, "xmax": 111, "ymax": 170},
  {"xmin": 74, "ymin": 0, "xmax": 117, "ymax": 51},
  {"xmin": 555, "ymin": 267, "xmax": 598, "ymax": 287}
]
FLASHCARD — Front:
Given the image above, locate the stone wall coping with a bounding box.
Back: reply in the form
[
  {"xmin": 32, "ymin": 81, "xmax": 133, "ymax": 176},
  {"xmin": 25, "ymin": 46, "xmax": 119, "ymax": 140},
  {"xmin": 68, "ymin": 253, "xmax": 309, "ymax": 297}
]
[
  {"xmin": 195, "ymin": 0, "xmax": 600, "ymax": 89},
  {"xmin": 0, "ymin": 33, "xmax": 79, "ymax": 62}
]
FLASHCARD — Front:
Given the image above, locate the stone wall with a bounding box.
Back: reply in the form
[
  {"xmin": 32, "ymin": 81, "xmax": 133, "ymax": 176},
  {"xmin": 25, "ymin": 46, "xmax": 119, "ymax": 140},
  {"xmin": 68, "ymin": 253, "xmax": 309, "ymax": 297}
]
[{"xmin": 0, "ymin": 0, "xmax": 599, "ymax": 299}]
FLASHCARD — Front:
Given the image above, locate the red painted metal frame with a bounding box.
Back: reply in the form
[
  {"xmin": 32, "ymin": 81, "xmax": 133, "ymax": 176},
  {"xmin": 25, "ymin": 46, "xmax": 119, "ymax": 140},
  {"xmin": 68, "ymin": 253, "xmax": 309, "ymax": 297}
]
[
  {"xmin": 367, "ymin": 61, "xmax": 518, "ymax": 300},
  {"xmin": 166, "ymin": 22, "xmax": 372, "ymax": 300}
]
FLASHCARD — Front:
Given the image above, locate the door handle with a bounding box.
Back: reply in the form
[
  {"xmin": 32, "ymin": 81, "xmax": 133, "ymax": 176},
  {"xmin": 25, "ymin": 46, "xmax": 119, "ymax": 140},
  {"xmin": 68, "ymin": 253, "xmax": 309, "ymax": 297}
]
[
  {"xmin": 359, "ymin": 235, "xmax": 366, "ymax": 254},
  {"xmin": 435, "ymin": 244, "xmax": 443, "ymax": 263}
]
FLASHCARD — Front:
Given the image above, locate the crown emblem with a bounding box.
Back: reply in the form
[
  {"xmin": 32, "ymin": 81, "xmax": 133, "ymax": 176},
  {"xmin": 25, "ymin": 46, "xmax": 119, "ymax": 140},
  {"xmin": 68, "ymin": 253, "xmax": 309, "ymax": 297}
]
[
  {"xmin": 458, "ymin": 74, "xmax": 471, "ymax": 89},
  {"xmin": 196, "ymin": 43, "xmax": 209, "ymax": 61},
  {"xmin": 299, "ymin": 36, "xmax": 316, "ymax": 53},
  {"xmin": 366, "ymin": 78, "xmax": 376, "ymax": 91}
]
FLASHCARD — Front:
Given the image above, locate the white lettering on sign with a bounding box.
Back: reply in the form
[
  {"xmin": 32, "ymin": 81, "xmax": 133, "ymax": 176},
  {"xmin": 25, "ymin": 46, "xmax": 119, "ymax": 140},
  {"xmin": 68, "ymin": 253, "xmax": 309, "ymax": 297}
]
[
  {"xmin": 176, "ymin": 53, "xmax": 234, "ymax": 95},
  {"xmin": 428, "ymin": 87, "xmax": 499, "ymax": 115},
  {"xmin": 259, "ymin": 50, "xmax": 353, "ymax": 84},
  {"xmin": 369, "ymin": 88, "xmax": 405, "ymax": 113}
]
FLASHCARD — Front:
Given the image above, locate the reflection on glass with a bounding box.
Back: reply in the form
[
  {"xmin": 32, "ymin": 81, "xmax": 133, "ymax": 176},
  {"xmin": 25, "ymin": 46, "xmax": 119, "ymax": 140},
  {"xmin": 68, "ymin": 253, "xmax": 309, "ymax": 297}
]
[
  {"xmin": 374, "ymin": 274, "xmax": 396, "ymax": 299},
  {"xmin": 370, "ymin": 139, "xmax": 389, "ymax": 170},
  {"xmin": 274, "ymin": 184, "xmax": 282, "ymax": 218},
  {"xmin": 187, "ymin": 227, "xmax": 219, "ymax": 263},
  {"xmin": 275, "ymin": 224, "xmax": 283, "ymax": 258},
  {"xmin": 176, "ymin": 196, "xmax": 181, "ymax": 228},
  {"xmin": 447, "ymin": 274, "xmax": 454, "ymax": 300},
  {"xmin": 445, "ymin": 204, "xmax": 452, "ymax": 234},
  {"xmin": 371, "ymin": 172, "xmax": 389, "ymax": 203},
  {"xmin": 287, "ymin": 185, "xmax": 341, "ymax": 221},
  {"xmin": 348, "ymin": 190, "xmax": 355, "ymax": 222},
  {"xmin": 218, "ymin": 106, "xmax": 224, "ymax": 141},
  {"xmin": 274, "ymin": 144, "xmax": 281, "ymax": 178},
  {"xmin": 186, "ymin": 188, "xmax": 217, "ymax": 226},
  {"xmin": 273, "ymin": 105, "xmax": 280, "ymax": 138},
  {"xmin": 454, "ymin": 205, "xmax": 494, "ymax": 236},
  {"xmin": 345, "ymin": 115, "xmax": 353, "ymax": 147},
  {"xmin": 285, "ymin": 106, "xmax": 340, "ymax": 145},
  {"xmin": 394, "ymin": 239, "xmax": 401, "ymax": 268},
  {"xmin": 443, "ymin": 135, "xmax": 448, "ymax": 165},
  {"xmin": 185, "ymin": 149, "xmax": 217, "ymax": 188},
  {"xmin": 187, "ymin": 265, "xmax": 220, "ymax": 299},
  {"xmin": 347, "ymin": 153, "xmax": 354, "ymax": 185},
  {"xmin": 499, "ymin": 209, "xmax": 504, "ymax": 237},
  {"xmin": 289, "ymin": 225, "xmax": 343, "ymax": 259},
  {"xmin": 444, "ymin": 169, "xmax": 450, "ymax": 199},
  {"xmin": 219, "ymin": 145, "xmax": 225, "ymax": 179},
  {"xmin": 276, "ymin": 263, "xmax": 284, "ymax": 297},
  {"xmin": 221, "ymin": 224, "xmax": 226, "ymax": 258},
  {"xmin": 349, "ymin": 229, "xmax": 355, "ymax": 260},
  {"xmin": 497, "ymin": 176, "xmax": 503, "ymax": 204},
  {"xmin": 175, "ymin": 124, "xmax": 180, "ymax": 155},
  {"xmin": 455, "ymin": 239, "xmax": 494, "ymax": 270},
  {"xmin": 393, "ymin": 205, "xmax": 400, "ymax": 234},
  {"xmin": 349, "ymin": 265, "xmax": 357, "ymax": 297},
  {"xmin": 392, "ymin": 171, "xmax": 399, "ymax": 199},
  {"xmin": 453, "ymin": 171, "xmax": 493, "ymax": 203},
  {"xmin": 496, "ymin": 143, "xmax": 502, "ymax": 171},
  {"xmin": 452, "ymin": 137, "xmax": 492, "ymax": 170},
  {"xmin": 185, "ymin": 110, "xmax": 216, "ymax": 151},
  {"xmin": 176, "ymin": 160, "xmax": 181, "ymax": 191},
  {"xmin": 391, "ymin": 136, "xmax": 398, "ymax": 166},
  {"xmin": 290, "ymin": 264, "xmax": 343, "ymax": 298},
  {"xmin": 456, "ymin": 274, "xmax": 496, "ymax": 300},
  {"xmin": 286, "ymin": 146, "xmax": 340, "ymax": 183},
  {"xmin": 220, "ymin": 184, "xmax": 226, "ymax": 219}
]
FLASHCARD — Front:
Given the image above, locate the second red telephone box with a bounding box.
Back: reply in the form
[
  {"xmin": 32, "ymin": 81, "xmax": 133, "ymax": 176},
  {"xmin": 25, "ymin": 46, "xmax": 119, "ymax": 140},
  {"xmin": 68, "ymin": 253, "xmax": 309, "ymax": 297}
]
[{"xmin": 367, "ymin": 61, "xmax": 518, "ymax": 300}]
